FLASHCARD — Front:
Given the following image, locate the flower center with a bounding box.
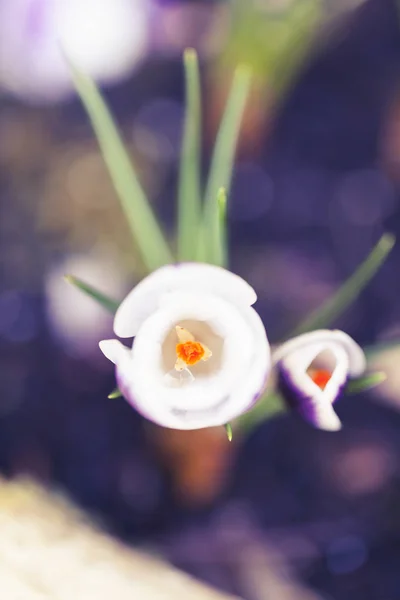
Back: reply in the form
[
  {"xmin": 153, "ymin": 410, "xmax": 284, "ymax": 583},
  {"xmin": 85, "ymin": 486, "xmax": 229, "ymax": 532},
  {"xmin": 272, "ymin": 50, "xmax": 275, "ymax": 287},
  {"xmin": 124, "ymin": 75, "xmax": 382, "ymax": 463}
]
[
  {"xmin": 309, "ymin": 369, "xmax": 332, "ymax": 390},
  {"xmin": 174, "ymin": 325, "xmax": 212, "ymax": 372},
  {"xmin": 176, "ymin": 341, "xmax": 205, "ymax": 365}
]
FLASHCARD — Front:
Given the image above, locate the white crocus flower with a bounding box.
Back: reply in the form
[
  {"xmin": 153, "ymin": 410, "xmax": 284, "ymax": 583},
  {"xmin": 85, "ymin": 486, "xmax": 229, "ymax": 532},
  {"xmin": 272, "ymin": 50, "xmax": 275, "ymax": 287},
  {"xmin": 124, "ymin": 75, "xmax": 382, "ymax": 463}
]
[
  {"xmin": 99, "ymin": 263, "xmax": 271, "ymax": 430},
  {"xmin": 273, "ymin": 330, "xmax": 367, "ymax": 431}
]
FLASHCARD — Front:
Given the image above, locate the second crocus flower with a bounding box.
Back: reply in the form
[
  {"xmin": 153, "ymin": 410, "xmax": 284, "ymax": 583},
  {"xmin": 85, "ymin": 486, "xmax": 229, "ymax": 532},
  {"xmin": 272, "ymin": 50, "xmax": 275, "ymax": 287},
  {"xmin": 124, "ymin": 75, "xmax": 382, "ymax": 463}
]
[{"xmin": 273, "ymin": 330, "xmax": 366, "ymax": 431}]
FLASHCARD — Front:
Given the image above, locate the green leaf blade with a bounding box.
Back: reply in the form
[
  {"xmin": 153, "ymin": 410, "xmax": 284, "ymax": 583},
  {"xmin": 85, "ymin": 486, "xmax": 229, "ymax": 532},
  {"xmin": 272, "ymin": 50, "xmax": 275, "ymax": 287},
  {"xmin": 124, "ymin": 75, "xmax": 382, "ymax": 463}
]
[
  {"xmin": 224, "ymin": 423, "xmax": 233, "ymax": 441},
  {"xmin": 178, "ymin": 49, "xmax": 202, "ymax": 261},
  {"xmin": 289, "ymin": 233, "xmax": 395, "ymax": 336},
  {"xmin": 67, "ymin": 58, "xmax": 174, "ymax": 272},
  {"xmin": 200, "ymin": 65, "xmax": 252, "ymax": 265},
  {"xmin": 346, "ymin": 371, "xmax": 387, "ymax": 394},
  {"xmin": 64, "ymin": 275, "xmax": 119, "ymax": 314},
  {"xmin": 108, "ymin": 388, "xmax": 123, "ymax": 399},
  {"xmin": 212, "ymin": 187, "xmax": 228, "ymax": 267}
]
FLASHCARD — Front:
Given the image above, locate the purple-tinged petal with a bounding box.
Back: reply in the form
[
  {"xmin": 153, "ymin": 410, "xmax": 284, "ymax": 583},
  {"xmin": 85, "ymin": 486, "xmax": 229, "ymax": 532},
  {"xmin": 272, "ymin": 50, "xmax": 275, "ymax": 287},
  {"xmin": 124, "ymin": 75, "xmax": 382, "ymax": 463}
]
[
  {"xmin": 279, "ymin": 363, "xmax": 343, "ymax": 431},
  {"xmin": 274, "ymin": 330, "xmax": 366, "ymax": 431}
]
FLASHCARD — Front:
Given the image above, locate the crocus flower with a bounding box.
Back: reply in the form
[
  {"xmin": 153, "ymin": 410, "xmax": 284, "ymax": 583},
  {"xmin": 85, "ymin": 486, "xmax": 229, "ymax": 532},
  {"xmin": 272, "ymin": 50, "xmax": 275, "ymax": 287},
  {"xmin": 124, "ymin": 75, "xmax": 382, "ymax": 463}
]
[
  {"xmin": 99, "ymin": 263, "xmax": 271, "ymax": 430},
  {"xmin": 273, "ymin": 330, "xmax": 367, "ymax": 431}
]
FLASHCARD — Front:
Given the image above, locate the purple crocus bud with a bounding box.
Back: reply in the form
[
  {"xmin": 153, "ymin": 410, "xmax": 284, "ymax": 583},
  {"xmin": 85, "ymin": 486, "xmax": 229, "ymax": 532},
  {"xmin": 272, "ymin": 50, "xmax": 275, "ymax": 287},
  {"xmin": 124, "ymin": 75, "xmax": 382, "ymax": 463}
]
[
  {"xmin": 100, "ymin": 263, "xmax": 271, "ymax": 430},
  {"xmin": 273, "ymin": 330, "xmax": 367, "ymax": 431}
]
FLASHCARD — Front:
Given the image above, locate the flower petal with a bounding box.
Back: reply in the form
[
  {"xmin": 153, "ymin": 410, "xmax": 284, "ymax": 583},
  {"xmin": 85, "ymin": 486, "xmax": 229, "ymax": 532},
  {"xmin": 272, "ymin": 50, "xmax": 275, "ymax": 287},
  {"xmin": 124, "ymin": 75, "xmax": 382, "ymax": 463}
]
[
  {"xmin": 175, "ymin": 325, "xmax": 195, "ymax": 343},
  {"xmin": 279, "ymin": 369, "xmax": 342, "ymax": 430},
  {"xmin": 216, "ymin": 306, "xmax": 271, "ymax": 424},
  {"xmin": 113, "ymin": 291, "xmax": 269, "ymax": 430},
  {"xmin": 114, "ymin": 263, "xmax": 257, "ymax": 338},
  {"xmin": 129, "ymin": 292, "xmax": 254, "ymax": 409},
  {"xmin": 274, "ymin": 330, "xmax": 366, "ymax": 431},
  {"xmin": 99, "ymin": 339, "xmax": 130, "ymax": 364},
  {"xmin": 278, "ymin": 344, "xmax": 348, "ymax": 431},
  {"xmin": 273, "ymin": 330, "xmax": 366, "ymax": 376}
]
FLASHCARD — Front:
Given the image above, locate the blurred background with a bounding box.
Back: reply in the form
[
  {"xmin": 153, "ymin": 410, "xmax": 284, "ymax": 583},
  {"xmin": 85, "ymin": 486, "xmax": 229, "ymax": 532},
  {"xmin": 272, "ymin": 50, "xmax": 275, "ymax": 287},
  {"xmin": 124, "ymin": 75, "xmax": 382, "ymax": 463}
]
[{"xmin": 1, "ymin": 0, "xmax": 400, "ymax": 598}]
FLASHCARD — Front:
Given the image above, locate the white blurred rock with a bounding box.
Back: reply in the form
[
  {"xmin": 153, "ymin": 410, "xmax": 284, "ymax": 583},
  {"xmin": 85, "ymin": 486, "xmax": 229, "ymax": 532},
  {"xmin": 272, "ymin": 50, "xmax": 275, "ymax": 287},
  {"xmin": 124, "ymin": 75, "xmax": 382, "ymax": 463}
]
[
  {"xmin": 45, "ymin": 253, "xmax": 126, "ymax": 358},
  {"xmin": 0, "ymin": 477, "xmax": 238, "ymax": 600}
]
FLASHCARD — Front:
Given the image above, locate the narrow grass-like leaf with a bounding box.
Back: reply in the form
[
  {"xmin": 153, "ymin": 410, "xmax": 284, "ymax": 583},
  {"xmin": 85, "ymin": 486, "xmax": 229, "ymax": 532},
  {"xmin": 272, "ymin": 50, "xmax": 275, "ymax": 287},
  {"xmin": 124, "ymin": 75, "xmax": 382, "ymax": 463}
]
[
  {"xmin": 237, "ymin": 370, "xmax": 387, "ymax": 434},
  {"xmin": 201, "ymin": 66, "xmax": 251, "ymax": 264},
  {"xmin": 108, "ymin": 387, "xmax": 122, "ymax": 399},
  {"xmin": 346, "ymin": 371, "xmax": 387, "ymax": 394},
  {"xmin": 289, "ymin": 234, "xmax": 395, "ymax": 337},
  {"xmin": 213, "ymin": 187, "xmax": 228, "ymax": 267},
  {"xmin": 64, "ymin": 275, "xmax": 119, "ymax": 314},
  {"xmin": 178, "ymin": 49, "xmax": 202, "ymax": 261},
  {"xmin": 66, "ymin": 58, "xmax": 174, "ymax": 272},
  {"xmin": 224, "ymin": 423, "xmax": 233, "ymax": 442}
]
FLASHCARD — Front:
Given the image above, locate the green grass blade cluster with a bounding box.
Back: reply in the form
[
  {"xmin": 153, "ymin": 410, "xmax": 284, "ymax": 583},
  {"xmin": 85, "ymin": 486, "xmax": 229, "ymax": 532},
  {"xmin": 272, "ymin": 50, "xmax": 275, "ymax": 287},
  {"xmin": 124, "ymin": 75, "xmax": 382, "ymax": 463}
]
[
  {"xmin": 68, "ymin": 50, "xmax": 250, "ymax": 269},
  {"xmin": 200, "ymin": 66, "xmax": 252, "ymax": 264},
  {"xmin": 67, "ymin": 58, "xmax": 173, "ymax": 273},
  {"xmin": 177, "ymin": 50, "xmax": 251, "ymax": 265}
]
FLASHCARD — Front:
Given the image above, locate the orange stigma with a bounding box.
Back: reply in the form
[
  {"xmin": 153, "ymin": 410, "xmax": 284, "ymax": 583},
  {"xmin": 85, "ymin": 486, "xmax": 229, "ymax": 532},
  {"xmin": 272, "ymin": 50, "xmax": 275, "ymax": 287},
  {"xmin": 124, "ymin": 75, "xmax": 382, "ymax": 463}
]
[
  {"xmin": 176, "ymin": 341, "xmax": 205, "ymax": 366},
  {"xmin": 309, "ymin": 369, "xmax": 332, "ymax": 390},
  {"xmin": 174, "ymin": 325, "xmax": 212, "ymax": 371}
]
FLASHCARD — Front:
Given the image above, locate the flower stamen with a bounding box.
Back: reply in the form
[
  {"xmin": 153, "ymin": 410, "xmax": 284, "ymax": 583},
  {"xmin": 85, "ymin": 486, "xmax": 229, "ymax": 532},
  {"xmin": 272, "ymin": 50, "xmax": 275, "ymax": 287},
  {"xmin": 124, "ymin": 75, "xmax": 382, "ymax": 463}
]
[
  {"xmin": 308, "ymin": 369, "xmax": 332, "ymax": 390},
  {"xmin": 174, "ymin": 326, "xmax": 212, "ymax": 371}
]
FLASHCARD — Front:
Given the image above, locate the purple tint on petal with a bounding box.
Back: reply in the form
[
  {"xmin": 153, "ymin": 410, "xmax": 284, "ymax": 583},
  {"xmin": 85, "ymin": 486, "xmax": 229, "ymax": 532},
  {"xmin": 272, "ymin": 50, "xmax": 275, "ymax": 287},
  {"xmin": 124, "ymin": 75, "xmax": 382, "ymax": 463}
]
[
  {"xmin": 278, "ymin": 364, "xmax": 346, "ymax": 429},
  {"xmin": 278, "ymin": 364, "xmax": 317, "ymax": 425},
  {"xmin": 332, "ymin": 380, "xmax": 347, "ymax": 405},
  {"xmin": 26, "ymin": 0, "xmax": 48, "ymax": 42},
  {"xmin": 172, "ymin": 261, "xmax": 200, "ymax": 268},
  {"xmin": 247, "ymin": 368, "xmax": 271, "ymax": 411},
  {"xmin": 116, "ymin": 367, "xmax": 156, "ymax": 425}
]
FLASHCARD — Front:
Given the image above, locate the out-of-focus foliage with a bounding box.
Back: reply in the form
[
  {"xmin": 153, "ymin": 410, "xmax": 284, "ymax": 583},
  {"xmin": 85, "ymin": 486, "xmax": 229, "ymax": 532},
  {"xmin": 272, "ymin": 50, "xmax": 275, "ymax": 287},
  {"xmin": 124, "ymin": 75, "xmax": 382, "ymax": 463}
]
[{"xmin": 218, "ymin": 0, "xmax": 323, "ymax": 95}]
